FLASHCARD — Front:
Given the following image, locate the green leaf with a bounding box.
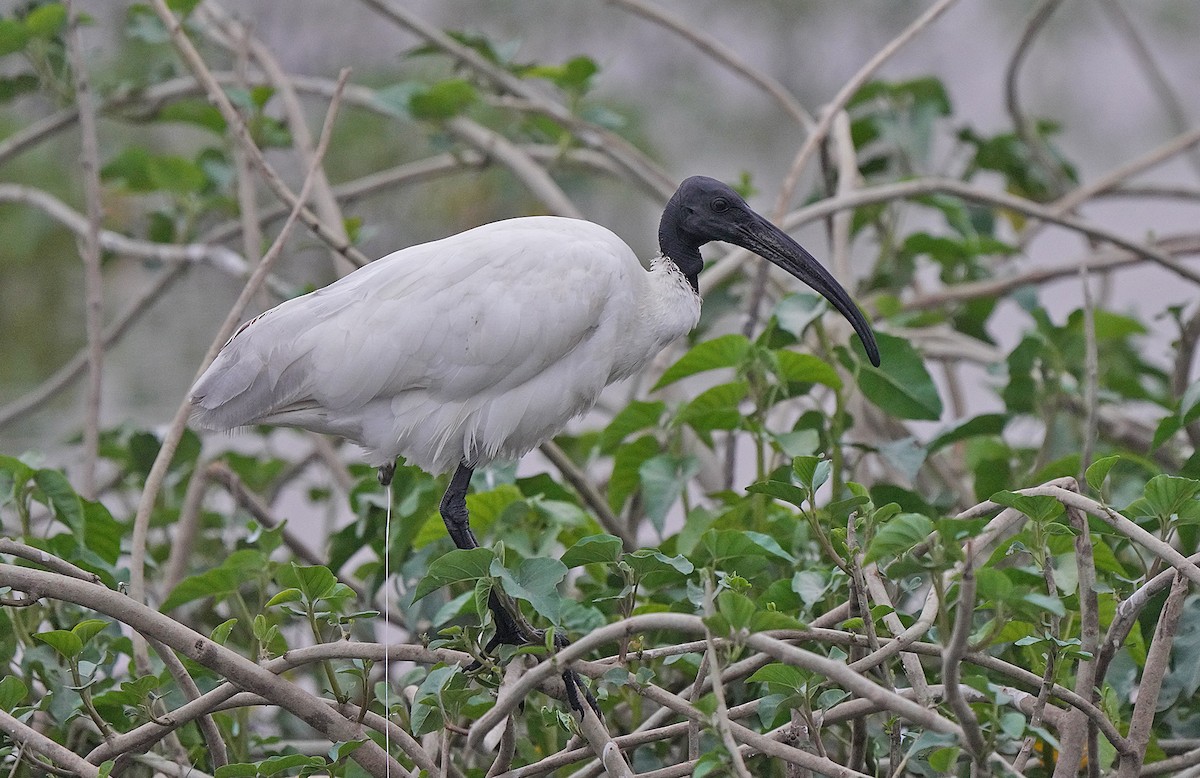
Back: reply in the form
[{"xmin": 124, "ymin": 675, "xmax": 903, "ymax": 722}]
[
  {"xmin": 329, "ymin": 740, "xmax": 366, "ymax": 761},
  {"xmin": 491, "ymin": 557, "xmax": 567, "ymax": 622},
  {"xmin": 162, "ymin": 549, "xmax": 268, "ymax": 610},
  {"xmin": 0, "ymin": 20, "xmax": 29, "ymax": 55},
  {"xmin": 849, "ymin": 332, "xmax": 943, "ymax": 420},
  {"xmin": 409, "ymin": 79, "xmax": 477, "ymax": 120},
  {"xmin": 608, "ymin": 435, "xmax": 660, "ymax": 511},
  {"xmin": 0, "ymin": 73, "xmax": 38, "ymax": 103},
  {"xmin": 716, "ymin": 590, "xmax": 756, "ymax": 632},
  {"xmin": 265, "ymin": 588, "xmax": 304, "ymax": 608},
  {"xmin": 639, "ymin": 454, "xmax": 700, "ymax": 534},
  {"xmin": 82, "ymin": 500, "xmax": 123, "ymax": 565},
  {"xmin": 600, "ymin": 400, "xmax": 665, "ymax": 452},
  {"xmin": 1141, "ymin": 474, "xmax": 1200, "ymax": 521},
  {"xmin": 864, "ymin": 513, "xmax": 934, "ymax": 564},
  {"xmin": 0, "ymin": 675, "xmax": 28, "ymax": 709},
  {"xmin": 34, "ymin": 629, "xmax": 84, "ymax": 659},
  {"xmin": 748, "ymin": 662, "xmax": 809, "ymax": 692},
  {"xmin": 1085, "ymin": 455, "xmax": 1122, "ymax": 492},
  {"xmin": 677, "ymin": 381, "xmax": 748, "ymax": 434},
  {"xmin": 210, "ymin": 618, "xmax": 238, "ymax": 645},
  {"xmin": 927, "ymin": 413, "xmax": 1008, "ymax": 453},
  {"xmin": 71, "ymin": 619, "xmax": 108, "ymax": 646},
  {"xmin": 623, "ymin": 549, "xmax": 694, "ymax": 588},
  {"xmin": 157, "ymin": 99, "xmax": 226, "ymax": 133},
  {"xmin": 773, "ymin": 293, "xmax": 827, "ymax": 338},
  {"xmin": 652, "ymin": 334, "xmax": 751, "ymax": 391},
  {"xmin": 278, "ymin": 564, "xmax": 340, "ymax": 603},
  {"xmin": 772, "ymin": 350, "xmax": 842, "ymax": 389},
  {"xmin": 34, "ymin": 468, "xmax": 84, "ymax": 534},
  {"xmin": 561, "ymin": 534, "xmax": 623, "ymax": 567},
  {"xmin": 746, "ymin": 479, "xmax": 810, "ymax": 509},
  {"xmin": 101, "ymin": 148, "xmax": 207, "ymax": 194},
  {"xmin": 413, "ymin": 548, "xmax": 495, "ymax": 601},
  {"xmin": 24, "ymin": 4, "xmax": 67, "ymax": 38},
  {"xmin": 793, "ymin": 456, "xmax": 831, "ymax": 494},
  {"xmin": 702, "ymin": 529, "xmax": 793, "ymax": 565},
  {"xmin": 929, "ymin": 746, "xmax": 961, "ymax": 772},
  {"xmin": 990, "ymin": 491, "xmax": 1064, "ymax": 523}
]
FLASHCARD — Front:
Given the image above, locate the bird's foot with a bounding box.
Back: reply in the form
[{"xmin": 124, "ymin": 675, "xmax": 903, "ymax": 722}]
[
  {"xmin": 377, "ymin": 462, "xmax": 395, "ymax": 487},
  {"xmin": 484, "ymin": 593, "xmax": 600, "ymax": 719}
]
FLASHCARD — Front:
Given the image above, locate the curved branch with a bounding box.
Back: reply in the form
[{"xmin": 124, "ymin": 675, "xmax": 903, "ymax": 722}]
[{"xmin": 0, "ymin": 564, "xmax": 403, "ymax": 778}]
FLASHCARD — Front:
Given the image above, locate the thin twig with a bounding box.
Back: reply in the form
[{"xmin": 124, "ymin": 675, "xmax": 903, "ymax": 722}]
[
  {"xmin": 539, "ymin": 440, "xmax": 635, "ymax": 550},
  {"xmin": 149, "ymin": 0, "xmax": 368, "ymax": 268},
  {"xmin": 605, "ymin": 0, "xmax": 813, "ymax": 130},
  {"xmin": 942, "ymin": 549, "xmax": 987, "ymax": 765},
  {"xmin": 64, "ymin": 0, "xmax": 104, "ymax": 499},
  {"xmin": 1117, "ymin": 573, "xmax": 1190, "ymax": 778}
]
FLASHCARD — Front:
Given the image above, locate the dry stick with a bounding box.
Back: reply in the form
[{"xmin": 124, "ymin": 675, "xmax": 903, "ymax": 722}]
[
  {"xmin": 1024, "ymin": 126, "xmax": 1200, "ymax": 253},
  {"xmin": 0, "ymin": 564, "xmax": 403, "ymax": 778},
  {"xmin": 87, "ymin": 641, "xmax": 464, "ymax": 767},
  {"xmin": 0, "ymin": 707, "xmax": 101, "ymax": 778},
  {"xmin": 740, "ymin": 0, "xmax": 960, "ymax": 333},
  {"xmin": 539, "ymin": 441, "xmax": 634, "ymax": 550},
  {"xmin": 1096, "ymin": 549, "xmax": 1200, "ymax": 688},
  {"xmin": 1004, "ymin": 0, "xmax": 1072, "ymax": 199},
  {"xmin": 467, "ymin": 612, "xmax": 963, "ymax": 750},
  {"xmin": 199, "ymin": 3, "xmax": 355, "ymax": 278},
  {"xmin": 549, "ymin": 705, "xmax": 764, "ymax": 778},
  {"xmin": 904, "ymin": 233, "xmax": 1200, "ymax": 313},
  {"xmin": 0, "ymin": 183, "xmax": 287, "ymax": 292},
  {"xmin": 143, "ymin": 635, "xmax": 229, "ymax": 770},
  {"xmin": 162, "ymin": 461, "xmax": 211, "ymax": 594},
  {"xmin": 704, "ymin": 177, "xmax": 1200, "ymax": 299},
  {"xmin": 63, "ymin": 0, "xmax": 104, "ymax": 499},
  {"xmin": 783, "ymin": 178, "xmax": 1200, "ymax": 284},
  {"xmin": 355, "ymin": 0, "xmax": 675, "ymax": 198},
  {"xmin": 854, "ymin": 566, "xmax": 935, "ymax": 702},
  {"xmin": 445, "ymin": 116, "xmax": 583, "ymax": 219},
  {"xmin": 1097, "ymin": 0, "xmax": 1200, "ymax": 178},
  {"xmin": 1029, "ymin": 485, "xmax": 1200, "ymax": 588},
  {"xmin": 1142, "ymin": 745, "xmax": 1200, "ymax": 776},
  {"xmin": 605, "ymin": 0, "xmax": 814, "ymax": 131},
  {"xmin": 1118, "ymin": 573, "xmax": 1191, "ymax": 778},
  {"xmin": 1066, "ymin": 500, "xmax": 1102, "ymax": 778},
  {"xmin": 229, "ymin": 22, "xmax": 266, "ymax": 299},
  {"xmin": 633, "ymin": 671, "xmax": 874, "ymax": 778},
  {"xmin": 0, "ymin": 539, "xmax": 100, "ymax": 583},
  {"xmin": 0, "ymin": 264, "xmax": 185, "ymax": 430},
  {"xmin": 702, "ymin": 581, "xmax": 753, "ymax": 778},
  {"xmin": 127, "ymin": 59, "xmax": 348, "ymax": 638},
  {"xmin": 577, "ymin": 705, "xmax": 635, "ymax": 778},
  {"xmin": 149, "ymin": 0, "xmax": 368, "ymax": 269},
  {"xmin": 1078, "ymin": 255, "xmax": 1100, "ymax": 499},
  {"xmin": 942, "ymin": 551, "xmax": 987, "ymax": 766}
]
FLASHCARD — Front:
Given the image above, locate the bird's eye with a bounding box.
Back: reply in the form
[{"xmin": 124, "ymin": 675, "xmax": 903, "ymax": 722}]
[{"xmin": 712, "ymin": 197, "xmax": 730, "ymax": 213}]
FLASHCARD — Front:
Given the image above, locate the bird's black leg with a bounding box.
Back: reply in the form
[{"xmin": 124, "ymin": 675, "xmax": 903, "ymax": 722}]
[
  {"xmin": 439, "ymin": 462, "xmax": 480, "ymax": 550},
  {"xmin": 438, "ymin": 461, "xmax": 596, "ymax": 717}
]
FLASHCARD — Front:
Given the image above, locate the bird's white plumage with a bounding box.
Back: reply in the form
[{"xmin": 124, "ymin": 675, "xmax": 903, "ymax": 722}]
[{"xmin": 190, "ymin": 216, "xmax": 700, "ymax": 474}]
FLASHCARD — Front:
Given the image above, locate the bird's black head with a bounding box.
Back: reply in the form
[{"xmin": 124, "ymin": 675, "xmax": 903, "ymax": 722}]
[{"xmin": 658, "ymin": 175, "xmax": 881, "ymax": 366}]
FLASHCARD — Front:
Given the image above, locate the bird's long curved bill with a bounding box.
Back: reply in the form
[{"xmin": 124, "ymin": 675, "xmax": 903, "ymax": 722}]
[{"xmin": 738, "ymin": 217, "xmax": 881, "ymax": 367}]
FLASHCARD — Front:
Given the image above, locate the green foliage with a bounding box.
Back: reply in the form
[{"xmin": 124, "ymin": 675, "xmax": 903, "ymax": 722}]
[{"xmin": 0, "ymin": 11, "xmax": 1197, "ymax": 776}]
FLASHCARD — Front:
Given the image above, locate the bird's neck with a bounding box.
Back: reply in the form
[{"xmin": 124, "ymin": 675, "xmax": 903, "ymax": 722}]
[{"xmin": 658, "ymin": 212, "xmax": 703, "ymax": 292}]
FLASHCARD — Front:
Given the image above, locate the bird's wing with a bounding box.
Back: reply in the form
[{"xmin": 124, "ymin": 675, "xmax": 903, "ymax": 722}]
[{"xmin": 190, "ymin": 217, "xmax": 640, "ymax": 431}]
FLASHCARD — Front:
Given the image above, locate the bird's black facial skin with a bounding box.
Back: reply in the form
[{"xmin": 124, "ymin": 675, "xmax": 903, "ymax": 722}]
[{"xmin": 658, "ymin": 176, "xmax": 881, "ymax": 366}]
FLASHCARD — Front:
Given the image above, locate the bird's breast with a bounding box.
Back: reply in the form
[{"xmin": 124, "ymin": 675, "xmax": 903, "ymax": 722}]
[{"xmin": 607, "ymin": 257, "xmax": 701, "ymax": 382}]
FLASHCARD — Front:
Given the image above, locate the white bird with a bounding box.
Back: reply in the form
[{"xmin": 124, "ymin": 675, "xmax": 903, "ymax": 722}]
[{"xmin": 190, "ymin": 175, "xmax": 879, "ymax": 708}]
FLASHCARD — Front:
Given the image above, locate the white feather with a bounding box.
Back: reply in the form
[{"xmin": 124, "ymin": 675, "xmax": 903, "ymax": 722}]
[{"xmin": 190, "ymin": 216, "xmax": 700, "ymax": 474}]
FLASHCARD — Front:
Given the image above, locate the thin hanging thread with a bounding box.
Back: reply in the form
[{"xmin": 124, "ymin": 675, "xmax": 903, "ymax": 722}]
[{"xmin": 384, "ymin": 479, "xmax": 392, "ymax": 776}]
